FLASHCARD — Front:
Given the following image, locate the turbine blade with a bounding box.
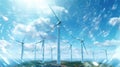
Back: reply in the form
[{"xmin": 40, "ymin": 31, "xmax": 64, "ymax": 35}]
[
  {"xmin": 40, "ymin": 35, "xmax": 44, "ymax": 39},
  {"xmin": 16, "ymin": 40, "xmax": 22, "ymax": 43},
  {"xmin": 49, "ymin": 24, "xmax": 56, "ymax": 32},
  {"xmin": 35, "ymin": 40, "xmax": 42, "ymax": 44},
  {"xmin": 82, "ymin": 42, "xmax": 88, "ymax": 54},
  {"xmin": 49, "ymin": 5, "xmax": 60, "ymax": 22}
]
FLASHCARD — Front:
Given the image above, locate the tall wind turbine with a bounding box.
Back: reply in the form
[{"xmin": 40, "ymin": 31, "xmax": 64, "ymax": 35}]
[
  {"xmin": 71, "ymin": 35, "xmax": 88, "ymax": 62},
  {"xmin": 49, "ymin": 6, "xmax": 61, "ymax": 65},
  {"xmin": 16, "ymin": 38, "xmax": 25, "ymax": 62}
]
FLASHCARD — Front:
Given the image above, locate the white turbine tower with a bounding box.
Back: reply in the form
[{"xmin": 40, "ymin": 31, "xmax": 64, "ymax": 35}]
[
  {"xmin": 41, "ymin": 39, "xmax": 45, "ymax": 64},
  {"xmin": 34, "ymin": 43, "xmax": 37, "ymax": 60},
  {"xmin": 71, "ymin": 35, "xmax": 88, "ymax": 63},
  {"xmin": 16, "ymin": 38, "xmax": 25, "ymax": 62},
  {"xmin": 92, "ymin": 51, "xmax": 95, "ymax": 61},
  {"xmin": 104, "ymin": 49, "xmax": 108, "ymax": 61},
  {"xmin": 50, "ymin": 47, "xmax": 55, "ymax": 61},
  {"xmin": 69, "ymin": 43, "xmax": 72, "ymax": 62},
  {"xmin": 49, "ymin": 6, "xmax": 61, "ymax": 65}
]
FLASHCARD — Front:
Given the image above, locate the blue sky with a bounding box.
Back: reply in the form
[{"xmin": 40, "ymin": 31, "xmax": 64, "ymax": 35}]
[{"xmin": 0, "ymin": 0, "xmax": 120, "ymax": 65}]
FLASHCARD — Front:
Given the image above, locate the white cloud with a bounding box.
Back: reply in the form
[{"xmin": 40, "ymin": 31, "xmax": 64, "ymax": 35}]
[
  {"xmin": 13, "ymin": 23, "xmax": 27, "ymax": 35},
  {"xmin": 12, "ymin": 17, "xmax": 52, "ymax": 40},
  {"xmin": 112, "ymin": 4, "xmax": 118, "ymax": 10},
  {"xmin": 0, "ymin": 40, "xmax": 10, "ymax": 48},
  {"xmin": 0, "ymin": 40, "xmax": 11, "ymax": 54},
  {"xmin": 34, "ymin": 5, "xmax": 68, "ymax": 16},
  {"xmin": 109, "ymin": 17, "xmax": 120, "ymax": 26},
  {"xmin": 112, "ymin": 46, "xmax": 120, "ymax": 61},
  {"xmin": 94, "ymin": 39, "xmax": 120, "ymax": 46},
  {"xmin": 2, "ymin": 16, "xmax": 9, "ymax": 21},
  {"xmin": 52, "ymin": 6, "xmax": 68, "ymax": 14}
]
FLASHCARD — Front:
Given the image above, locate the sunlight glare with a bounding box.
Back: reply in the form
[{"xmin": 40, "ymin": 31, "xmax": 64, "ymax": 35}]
[{"xmin": 16, "ymin": 0, "xmax": 51, "ymax": 9}]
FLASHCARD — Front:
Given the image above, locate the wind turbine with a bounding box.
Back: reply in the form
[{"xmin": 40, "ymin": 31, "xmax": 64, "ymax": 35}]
[
  {"xmin": 39, "ymin": 35, "xmax": 45, "ymax": 64},
  {"xmin": 34, "ymin": 35, "xmax": 45, "ymax": 67},
  {"xmin": 34, "ymin": 43, "xmax": 37, "ymax": 60},
  {"xmin": 33, "ymin": 40, "xmax": 42, "ymax": 60},
  {"xmin": 66, "ymin": 41, "xmax": 73, "ymax": 62},
  {"xmin": 41, "ymin": 39, "xmax": 45, "ymax": 64},
  {"xmin": 33, "ymin": 38, "xmax": 45, "ymax": 67},
  {"xmin": 49, "ymin": 6, "xmax": 61, "ymax": 65},
  {"xmin": 16, "ymin": 38, "xmax": 25, "ymax": 62},
  {"xmin": 69, "ymin": 43, "xmax": 72, "ymax": 62},
  {"xmin": 104, "ymin": 49, "xmax": 108, "ymax": 61},
  {"xmin": 50, "ymin": 47, "xmax": 55, "ymax": 61},
  {"xmin": 71, "ymin": 35, "xmax": 88, "ymax": 62},
  {"xmin": 92, "ymin": 51, "xmax": 95, "ymax": 61}
]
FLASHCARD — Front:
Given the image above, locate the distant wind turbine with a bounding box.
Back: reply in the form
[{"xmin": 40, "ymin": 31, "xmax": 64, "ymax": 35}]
[
  {"xmin": 104, "ymin": 49, "xmax": 108, "ymax": 61},
  {"xmin": 69, "ymin": 43, "xmax": 72, "ymax": 62},
  {"xmin": 71, "ymin": 35, "xmax": 88, "ymax": 62},
  {"xmin": 16, "ymin": 38, "xmax": 25, "ymax": 62},
  {"xmin": 39, "ymin": 35, "xmax": 45, "ymax": 64},
  {"xmin": 49, "ymin": 5, "xmax": 61, "ymax": 65},
  {"xmin": 92, "ymin": 51, "xmax": 95, "ymax": 61},
  {"xmin": 34, "ymin": 40, "xmax": 42, "ymax": 60},
  {"xmin": 34, "ymin": 43, "xmax": 37, "ymax": 60},
  {"xmin": 50, "ymin": 47, "xmax": 55, "ymax": 61},
  {"xmin": 51, "ymin": 47, "xmax": 53, "ymax": 61},
  {"xmin": 41, "ymin": 39, "xmax": 45, "ymax": 64},
  {"xmin": 65, "ymin": 41, "xmax": 73, "ymax": 62}
]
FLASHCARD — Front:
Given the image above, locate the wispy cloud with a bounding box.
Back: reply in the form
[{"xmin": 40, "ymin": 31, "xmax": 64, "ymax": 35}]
[
  {"xmin": 94, "ymin": 39, "xmax": 120, "ymax": 46},
  {"xmin": 112, "ymin": 4, "xmax": 118, "ymax": 10},
  {"xmin": 100, "ymin": 30, "xmax": 110, "ymax": 37},
  {"xmin": 109, "ymin": 17, "xmax": 120, "ymax": 26},
  {"xmin": 52, "ymin": 6, "xmax": 68, "ymax": 14},
  {"xmin": 88, "ymin": 31, "xmax": 96, "ymax": 41}
]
